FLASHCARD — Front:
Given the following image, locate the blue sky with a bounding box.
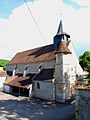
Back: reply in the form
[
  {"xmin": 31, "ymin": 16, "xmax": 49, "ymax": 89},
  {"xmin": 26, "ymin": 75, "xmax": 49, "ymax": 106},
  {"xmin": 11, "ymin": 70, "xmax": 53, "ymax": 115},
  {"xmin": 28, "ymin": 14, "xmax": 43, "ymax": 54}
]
[
  {"xmin": 62, "ymin": 0, "xmax": 88, "ymax": 9},
  {"xmin": 0, "ymin": 0, "xmax": 90, "ymax": 59},
  {"xmin": 0, "ymin": 0, "xmax": 89, "ymax": 19},
  {"xmin": 0, "ymin": 0, "xmax": 33, "ymax": 18}
]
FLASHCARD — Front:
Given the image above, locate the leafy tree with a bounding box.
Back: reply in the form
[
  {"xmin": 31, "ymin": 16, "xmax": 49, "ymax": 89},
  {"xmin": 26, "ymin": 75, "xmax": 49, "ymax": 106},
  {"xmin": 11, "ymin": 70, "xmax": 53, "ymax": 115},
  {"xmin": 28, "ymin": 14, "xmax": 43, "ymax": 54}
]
[
  {"xmin": 79, "ymin": 51, "xmax": 90, "ymax": 70},
  {"xmin": 0, "ymin": 59, "xmax": 9, "ymax": 70},
  {"xmin": 79, "ymin": 51, "xmax": 90, "ymax": 79}
]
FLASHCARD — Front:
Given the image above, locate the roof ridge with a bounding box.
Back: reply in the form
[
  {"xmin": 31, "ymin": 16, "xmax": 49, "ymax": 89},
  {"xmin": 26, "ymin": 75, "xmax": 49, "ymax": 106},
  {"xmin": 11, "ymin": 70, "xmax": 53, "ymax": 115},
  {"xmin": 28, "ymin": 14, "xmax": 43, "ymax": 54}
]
[
  {"xmin": 18, "ymin": 44, "xmax": 53, "ymax": 54},
  {"xmin": 7, "ymin": 43, "xmax": 55, "ymax": 65}
]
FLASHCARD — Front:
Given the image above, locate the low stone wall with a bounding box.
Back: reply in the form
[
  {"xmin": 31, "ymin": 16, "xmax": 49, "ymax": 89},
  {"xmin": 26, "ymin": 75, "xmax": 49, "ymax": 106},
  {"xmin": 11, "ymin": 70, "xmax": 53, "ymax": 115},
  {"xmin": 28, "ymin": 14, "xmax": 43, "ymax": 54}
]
[{"xmin": 75, "ymin": 85, "xmax": 90, "ymax": 120}]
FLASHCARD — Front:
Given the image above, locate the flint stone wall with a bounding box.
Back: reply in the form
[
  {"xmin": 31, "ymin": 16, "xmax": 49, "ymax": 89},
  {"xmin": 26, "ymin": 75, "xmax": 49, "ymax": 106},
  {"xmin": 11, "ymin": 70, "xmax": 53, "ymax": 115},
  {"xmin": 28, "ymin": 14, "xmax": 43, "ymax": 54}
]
[{"xmin": 75, "ymin": 87, "xmax": 90, "ymax": 120}]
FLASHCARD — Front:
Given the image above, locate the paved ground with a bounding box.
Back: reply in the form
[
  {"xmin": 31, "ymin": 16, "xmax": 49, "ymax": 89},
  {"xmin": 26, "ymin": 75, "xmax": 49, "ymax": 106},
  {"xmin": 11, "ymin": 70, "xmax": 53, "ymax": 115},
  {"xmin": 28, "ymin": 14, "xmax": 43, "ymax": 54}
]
[{"xmin": 0, "ymin": 92, "xmax": 75, "ymax": 120}]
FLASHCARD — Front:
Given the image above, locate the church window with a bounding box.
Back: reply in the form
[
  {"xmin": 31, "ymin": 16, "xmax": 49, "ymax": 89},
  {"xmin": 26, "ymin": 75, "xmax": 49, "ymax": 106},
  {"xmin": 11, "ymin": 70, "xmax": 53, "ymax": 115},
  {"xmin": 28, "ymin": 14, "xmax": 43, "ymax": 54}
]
[
  {"xmin": 6, "ymin": 71, "xmax": 13, "ymax": 76},
  {"xmin": 37, "ymin": 82, "xmax": 40, "ymax": 89}
]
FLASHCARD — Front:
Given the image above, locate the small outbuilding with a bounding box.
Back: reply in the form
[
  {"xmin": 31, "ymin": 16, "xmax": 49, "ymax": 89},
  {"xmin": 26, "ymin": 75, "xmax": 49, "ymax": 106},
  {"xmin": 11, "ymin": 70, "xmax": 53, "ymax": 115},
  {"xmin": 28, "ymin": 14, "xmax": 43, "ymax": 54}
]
[{"xmin": 4, "ymin": 73, "xmax": 35, "ymax": 96}]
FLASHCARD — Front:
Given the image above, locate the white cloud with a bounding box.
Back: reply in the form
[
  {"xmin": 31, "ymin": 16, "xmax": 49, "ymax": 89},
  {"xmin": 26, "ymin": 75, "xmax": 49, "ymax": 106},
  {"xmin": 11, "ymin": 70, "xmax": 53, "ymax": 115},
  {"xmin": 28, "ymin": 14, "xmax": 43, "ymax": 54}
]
[
  {"xmin": 73, "ymin": 0, "xmax": 90, "ymax": 7},
  {"xmin": 0, "ymin": 0, "xmax": 90, "ymax": 60}
]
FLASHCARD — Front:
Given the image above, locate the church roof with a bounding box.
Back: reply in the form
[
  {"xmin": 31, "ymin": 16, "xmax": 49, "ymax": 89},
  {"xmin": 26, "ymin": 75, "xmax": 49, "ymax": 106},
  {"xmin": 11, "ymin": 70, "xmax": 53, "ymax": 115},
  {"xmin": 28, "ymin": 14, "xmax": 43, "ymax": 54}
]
[
  {"xmin": 4, "ymin": 73, "xmax": 36, "ymax": 88},
  {"xmin": 33, "ymin": 68, "xmax": 54, "ymax": 82},
  {"xmin": 57, "ymin": 40, "xmax": 71, "ymax": 54},
  {"xmin": 8, "ymin": 44, "xmax": 56, "ymax": 65},
  {"xmin": 7, "ymin": 40, "xmax": 72, "ymax": 65},
  {"xmin": 7, "ymin": 19, "xmax": 73, "ymax": 65}
]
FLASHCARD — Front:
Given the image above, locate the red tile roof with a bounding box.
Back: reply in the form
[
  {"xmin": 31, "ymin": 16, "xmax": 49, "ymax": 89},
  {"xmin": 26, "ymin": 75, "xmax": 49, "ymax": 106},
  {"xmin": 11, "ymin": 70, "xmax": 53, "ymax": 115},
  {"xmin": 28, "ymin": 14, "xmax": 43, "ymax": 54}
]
[
  {"xmin": 4, "ymin": 73, "xmax": 36, "ymax": 88},
  {"xmin": 8, "ymin": 41, "xmax": 72, "ymax": 65},
  {"xmin": 57, "ymin": 40, "xmax": 71, "ymax": 54},
  {"xmin": 8, "ymin": 44, "xmax": 56, "ymax": 65}
]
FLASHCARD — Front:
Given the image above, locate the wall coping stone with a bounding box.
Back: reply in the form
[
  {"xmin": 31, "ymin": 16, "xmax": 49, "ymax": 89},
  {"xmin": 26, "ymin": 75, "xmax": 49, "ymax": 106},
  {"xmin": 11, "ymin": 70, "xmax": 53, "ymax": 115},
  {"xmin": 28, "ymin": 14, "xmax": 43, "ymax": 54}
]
[{"xmin": 75, "ymin": 85, "xmax": 90, "ymax": 91}]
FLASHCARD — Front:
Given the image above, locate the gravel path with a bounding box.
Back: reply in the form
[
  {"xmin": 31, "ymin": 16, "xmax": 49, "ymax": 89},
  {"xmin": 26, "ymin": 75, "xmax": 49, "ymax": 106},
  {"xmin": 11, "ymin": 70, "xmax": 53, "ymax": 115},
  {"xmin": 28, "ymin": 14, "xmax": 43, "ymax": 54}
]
[{"xmin": 0, "ymin": 92, "xmax": 75, "ymax": 120}]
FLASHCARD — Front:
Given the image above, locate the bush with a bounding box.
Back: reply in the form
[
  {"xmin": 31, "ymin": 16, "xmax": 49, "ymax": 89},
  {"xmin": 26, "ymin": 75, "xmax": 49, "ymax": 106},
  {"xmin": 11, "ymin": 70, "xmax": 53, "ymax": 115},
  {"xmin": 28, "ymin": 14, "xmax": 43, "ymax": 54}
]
[{"xmin": 0, "ymin": 59, "xmax": 9, "ymax": 70}]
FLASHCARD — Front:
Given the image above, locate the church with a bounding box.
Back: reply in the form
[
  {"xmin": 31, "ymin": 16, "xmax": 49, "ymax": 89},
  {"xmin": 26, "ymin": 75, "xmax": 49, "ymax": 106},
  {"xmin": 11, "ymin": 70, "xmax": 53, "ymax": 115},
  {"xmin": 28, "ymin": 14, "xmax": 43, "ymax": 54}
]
[{"xmin": 3, "ymin": 20, "xmax": 83, "ymax": 102}]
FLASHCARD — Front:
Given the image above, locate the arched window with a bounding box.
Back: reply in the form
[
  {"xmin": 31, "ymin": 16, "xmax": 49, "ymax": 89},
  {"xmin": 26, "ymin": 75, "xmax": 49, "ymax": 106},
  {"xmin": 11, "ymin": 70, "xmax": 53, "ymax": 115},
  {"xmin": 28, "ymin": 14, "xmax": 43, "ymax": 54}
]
[
  {"xmin": 37, "ymin": 82, "xmax": 40, "ymax": 89},
  {"xmin": 13, "ymin": 65, "xmax": 18, "ymax": 76},
  {"xmin": 15, "ymin": 65, "xmax": 18, "ymax": 70},
  {"xmin": 23, "ymin": 66, "xmax": 29, "ymax": 77},
  {"xmin": 25, "ymin": 66, "xmax": 29, "ymax": 71},
  {"xmin": 38, "ymin": 63, "xmax": 43, "ymax": 72}
]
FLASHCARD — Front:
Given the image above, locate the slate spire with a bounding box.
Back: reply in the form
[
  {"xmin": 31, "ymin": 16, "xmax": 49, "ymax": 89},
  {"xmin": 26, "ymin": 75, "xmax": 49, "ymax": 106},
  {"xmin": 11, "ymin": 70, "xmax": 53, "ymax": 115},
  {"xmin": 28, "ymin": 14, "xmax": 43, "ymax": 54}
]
[
  {"xmin": 57, "ymin": 19, "xmax": 70, "ymax": 38},
  {"xmin": 57, "ymin": 20, "xmax": 63, "ymax": 34},
  {"xmin": 53, "ymin": 19, "xmax": 70, "ymax": 50}
]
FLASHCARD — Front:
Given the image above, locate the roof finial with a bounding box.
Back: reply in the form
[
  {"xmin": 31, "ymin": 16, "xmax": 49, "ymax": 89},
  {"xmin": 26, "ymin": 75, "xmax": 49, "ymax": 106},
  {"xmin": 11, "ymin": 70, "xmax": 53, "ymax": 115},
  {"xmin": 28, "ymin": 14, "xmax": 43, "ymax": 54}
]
[
  {"xmin": 60, "ymin": 13, "xmax": 63, "ymax": 20},
  {"xmin": 57, "ymin": 13, "xmax": 63, "ymax": 34}
]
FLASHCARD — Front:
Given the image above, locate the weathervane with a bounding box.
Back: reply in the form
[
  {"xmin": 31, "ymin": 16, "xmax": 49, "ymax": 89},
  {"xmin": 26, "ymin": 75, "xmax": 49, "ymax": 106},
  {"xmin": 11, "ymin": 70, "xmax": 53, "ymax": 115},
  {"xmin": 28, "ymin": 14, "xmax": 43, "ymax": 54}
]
[{"xmin": 60, "ymin": 13, "xmax": 63, "ymax": 20}]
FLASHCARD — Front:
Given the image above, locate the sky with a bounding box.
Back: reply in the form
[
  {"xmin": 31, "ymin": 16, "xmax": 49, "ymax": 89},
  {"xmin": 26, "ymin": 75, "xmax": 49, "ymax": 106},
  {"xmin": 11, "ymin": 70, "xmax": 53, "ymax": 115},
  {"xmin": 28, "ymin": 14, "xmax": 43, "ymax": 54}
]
[{"xmin": 0, "ymin": 0, "xmax": 90, "ymax": 60}]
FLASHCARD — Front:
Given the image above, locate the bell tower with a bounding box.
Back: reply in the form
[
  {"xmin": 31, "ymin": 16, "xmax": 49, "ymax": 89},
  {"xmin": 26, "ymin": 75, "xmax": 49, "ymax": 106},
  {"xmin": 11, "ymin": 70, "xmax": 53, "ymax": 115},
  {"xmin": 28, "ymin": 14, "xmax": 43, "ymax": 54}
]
[
  {"xmin": 54, "ymin": 20, "xmax": 71, "ymax": 102},
  {"xmin": 53, "ymin": 20, "xmax": 70, "ymax": 50}
]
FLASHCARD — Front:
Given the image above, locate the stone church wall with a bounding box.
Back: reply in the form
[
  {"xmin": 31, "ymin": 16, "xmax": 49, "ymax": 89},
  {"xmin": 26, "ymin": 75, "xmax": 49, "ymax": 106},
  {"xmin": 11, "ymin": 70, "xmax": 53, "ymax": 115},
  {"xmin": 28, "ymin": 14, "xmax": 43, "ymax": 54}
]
[{"xmin": 6, "ymin": 60, "xmax": 55, "ymax": 74}]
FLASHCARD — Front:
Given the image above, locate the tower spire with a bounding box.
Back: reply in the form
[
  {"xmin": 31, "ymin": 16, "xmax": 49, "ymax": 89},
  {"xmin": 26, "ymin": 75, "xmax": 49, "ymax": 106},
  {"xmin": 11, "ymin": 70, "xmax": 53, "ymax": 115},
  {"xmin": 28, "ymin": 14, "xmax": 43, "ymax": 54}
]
[
  {"xmin": 53, "ymin": 16, "xmax": 70, "ymax": 50},
  {"xmin": 57, "ymin": 20, "xmax": 63, "ymax": 34}
]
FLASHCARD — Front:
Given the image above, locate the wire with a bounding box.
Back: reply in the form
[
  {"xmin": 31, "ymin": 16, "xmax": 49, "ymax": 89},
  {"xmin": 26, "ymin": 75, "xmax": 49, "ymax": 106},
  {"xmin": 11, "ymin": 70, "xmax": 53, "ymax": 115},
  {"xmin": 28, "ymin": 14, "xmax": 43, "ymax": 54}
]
[
  {"xmin": 24, "ymin": 0, "xmax": 46, "ymax": 42},
  {"xmin": 24, "ymin": 0, "xmax": 55, "ymax": 62}
]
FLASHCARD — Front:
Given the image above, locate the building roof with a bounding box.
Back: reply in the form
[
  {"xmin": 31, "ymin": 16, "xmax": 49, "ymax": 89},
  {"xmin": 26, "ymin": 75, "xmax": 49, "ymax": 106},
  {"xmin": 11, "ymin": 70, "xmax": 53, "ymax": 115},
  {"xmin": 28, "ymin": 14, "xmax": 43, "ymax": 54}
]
[
  {"xmin": 7, "ymin": 40, "xmax": 72, "ymax": 65},
  {"xmin": 7, "ymin": 19, "xmax": 73, "ymax": 65},
  {"xmin": 33, "ymin": 68, "xmax": 54, "ymax": 82},
  {"xmin": 8, "ymin": 44, "xmax": 56, "ymax": 65},
  {"xmin": 57, "ymin": 40, "xmax": 71, "ymax": 54},
  {"xmin": 4, "ymin": 73, "xmax": 36, "ymax": 88}
]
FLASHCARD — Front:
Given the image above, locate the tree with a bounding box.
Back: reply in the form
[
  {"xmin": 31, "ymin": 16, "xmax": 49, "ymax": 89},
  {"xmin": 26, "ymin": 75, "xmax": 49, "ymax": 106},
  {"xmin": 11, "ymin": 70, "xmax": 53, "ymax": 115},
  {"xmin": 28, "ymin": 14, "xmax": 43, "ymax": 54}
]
[
  {"xmin": 79, "ymin": 51, "xmax": 90, "ymax": 78},
  {"xmin": 0, "ymin": 59, "xmax": 9, "ymax": 70},
  {"xmin": 79, "ymin": 51, "xmax": 90, "ymax": 70}
]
